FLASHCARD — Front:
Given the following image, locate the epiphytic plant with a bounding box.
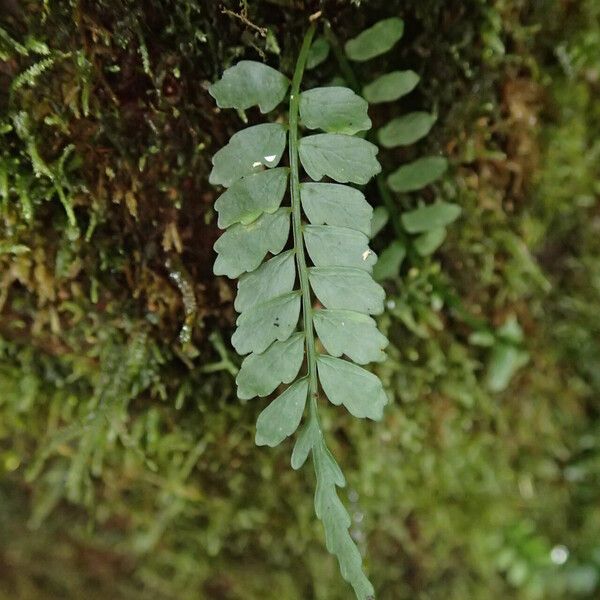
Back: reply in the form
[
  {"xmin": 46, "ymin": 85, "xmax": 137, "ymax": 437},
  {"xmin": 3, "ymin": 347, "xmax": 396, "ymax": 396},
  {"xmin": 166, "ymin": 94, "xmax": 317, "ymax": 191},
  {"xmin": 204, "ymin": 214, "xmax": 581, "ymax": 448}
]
[
  {"xmin": 316, "ymin": 17, "xmax": 460, "ymax": 279},
  {"xmin": 345, "ymin": 17, "xmax": 456, "ymax": 274},
  {"xmin": 208, "ymin": 22, "xmax": 387, "ymax": 600}
]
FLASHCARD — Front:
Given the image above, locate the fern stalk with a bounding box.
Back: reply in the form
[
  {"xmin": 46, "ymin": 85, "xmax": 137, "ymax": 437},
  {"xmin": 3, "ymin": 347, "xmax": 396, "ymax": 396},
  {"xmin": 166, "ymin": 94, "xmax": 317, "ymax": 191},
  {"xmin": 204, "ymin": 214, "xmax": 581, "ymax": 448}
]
[
  {"xmin": 289, "ymin": 25, "xmax": 376, "ymax": 599},
  {"xmin": 324, "ymin": 20, "xmax": 360, "ymax": 92},
  {"xmin": 288, "ymin": 23, "xmax": 320, "ymax": 434}
]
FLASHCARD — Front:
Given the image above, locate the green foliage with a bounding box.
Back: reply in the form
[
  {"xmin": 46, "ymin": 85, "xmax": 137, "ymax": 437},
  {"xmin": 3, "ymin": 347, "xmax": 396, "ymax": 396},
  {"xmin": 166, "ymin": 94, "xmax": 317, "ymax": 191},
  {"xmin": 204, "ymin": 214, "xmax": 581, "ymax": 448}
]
[
  {"xmin": 317, "ymin": 355, "xmax": 386, "ymax": 420},
  {"xmin": 377, "ymin": 111, "xmax": 437, "ymax": 148},
  {"xmin": 208, "ymin": 60, "xmax": 290, "ymax": 113},
  {"xmin": 363, "ymin": 70, "xmax": 420, "ymax": 104},
  {"xmin": 372, "ymin": 240, "xmax": 406, "ymax": 282},
  {"xmin": 482, "ymin": 317, "xmax": 530, "ymax": 393},
  {"xmin": 298, "ymin": 134, "xmax": 380, "ymax": 184},
  {"xmin": 209, "ymin": 123, "xmax": 288, "ymax": 187},
  {"xmin": 235, "ymin": 249, "xmax": 296, "ymax": 312},
  {"xmin": 401, "ymin": 201, "xmax": 461, "ymax": 233},
  {"xmin": 299, "ymin": 86, "xmax": 371, "ymax": 135},
  {"xmin": 213, "ymin": 208, "xmax": 291, "ymax": 278},
  {"xmin": 309, "ymin": 266, "xmax": 385, "ymax": 315},
  {"xmin": 255, "ymin": 378, "xmax": 308, "ymax": 447},
  {"xmin": 331, "ymin": 16, "xmax": 451, "ymax": 282},
  {"xmin": 388, "ymin": 156, "xmax": 448, "ymax": 193},
  {"xmin": 1, "ymin": 2, "xmax": 600, "ymax": 600},
  {"xmin": 304, "ymin": 225, "xmax": 377, "ymax": 271},
  {"xmin": 301, "ymin": 183, "xmax": 373, "ymax": 236},
  {"xmin": 215, "ymin": 167, "xmax": 289, "ymax": 228},
  {"xmin": 412, "ymin": 226, "xmax": 446, "ymax": 256},
  {"xmin": 237, "ymin": 332, "xmax": 304, "ymax": 399},
  {"xmin": 232, "ymin": 291, "xmax": 300, "ymax": 355},
  {"xmin": 345, "ymin": 17, "xmax": 405, "ymax": 62},
  {"xmin": 209, "ymin": 24, "xmax": 388, "ymax": 597},
  {"xmin": 10, "ymin": 55, "xmax": 57, "ymax": 93},
  {"xmin": 313, "ymin": 309, "xmax": 388, "ymax": 364}
]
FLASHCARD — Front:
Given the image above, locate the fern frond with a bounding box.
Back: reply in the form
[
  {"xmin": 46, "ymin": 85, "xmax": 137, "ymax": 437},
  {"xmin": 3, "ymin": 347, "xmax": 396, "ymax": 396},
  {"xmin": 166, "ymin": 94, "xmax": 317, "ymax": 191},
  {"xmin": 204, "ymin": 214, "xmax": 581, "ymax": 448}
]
[
  {"xmin": 0, "ymin": 25, "xmax": 28, "ymax": 60},
  {"xmin": 208, "ymin": 24, "xmax": 387, "ymax": 599},
  {"xmin": 337, "ymin": 17, "xmax": 459, "ymax": 273},
  {"xmin": 10, "ymin": 55, "xmax": 56, "ymax": 93}
]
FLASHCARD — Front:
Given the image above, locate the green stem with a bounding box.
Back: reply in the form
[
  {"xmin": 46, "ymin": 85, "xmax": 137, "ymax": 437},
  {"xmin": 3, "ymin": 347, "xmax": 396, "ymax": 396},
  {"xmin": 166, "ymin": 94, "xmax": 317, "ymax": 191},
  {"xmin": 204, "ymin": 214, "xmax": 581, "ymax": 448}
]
[
  {"xmin": 376, "ymin": 173, "xmax": 406, "ymax": 243},
  {"xmin": 289, "ymin": 23, "xmax": 319, "ymax": 426},
  {"xmin": 324, "ymin": 20, "xmax": 360, "ymax": 93}
]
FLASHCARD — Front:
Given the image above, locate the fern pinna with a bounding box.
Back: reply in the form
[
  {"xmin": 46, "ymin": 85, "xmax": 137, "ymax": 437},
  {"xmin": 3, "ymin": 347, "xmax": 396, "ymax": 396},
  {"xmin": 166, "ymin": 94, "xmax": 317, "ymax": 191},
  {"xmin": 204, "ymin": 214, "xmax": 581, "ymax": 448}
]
[{"xmin": 208, "ymin": 23, "xmax": 386, "ymax": 600}]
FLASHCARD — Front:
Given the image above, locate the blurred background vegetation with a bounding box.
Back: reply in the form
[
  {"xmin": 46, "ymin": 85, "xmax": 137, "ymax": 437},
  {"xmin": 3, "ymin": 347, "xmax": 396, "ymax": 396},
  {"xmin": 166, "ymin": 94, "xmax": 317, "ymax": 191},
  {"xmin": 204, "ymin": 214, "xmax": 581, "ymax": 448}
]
[{"xmin": 1, "ymin": 0, "xmax": 599, "ymax": 598}]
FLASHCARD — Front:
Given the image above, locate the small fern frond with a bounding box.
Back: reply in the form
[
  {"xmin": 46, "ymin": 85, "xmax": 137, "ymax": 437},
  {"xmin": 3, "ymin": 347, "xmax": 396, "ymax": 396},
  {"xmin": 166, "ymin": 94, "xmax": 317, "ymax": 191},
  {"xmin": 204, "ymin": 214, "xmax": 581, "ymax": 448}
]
[
  {"xmin": 0, "ymin": 25, "xmax": 28, "ymax": 60},
  {"xmin": 10, "ymin": 56, "xmax": 56, "ymax": 93},
  {"xmin": 336, "ymin": 17, "xmax": 460, "ymax": 274},
  {"xmin": 208, "ymin": 23, "xmax": 387, "ymax": 600}
]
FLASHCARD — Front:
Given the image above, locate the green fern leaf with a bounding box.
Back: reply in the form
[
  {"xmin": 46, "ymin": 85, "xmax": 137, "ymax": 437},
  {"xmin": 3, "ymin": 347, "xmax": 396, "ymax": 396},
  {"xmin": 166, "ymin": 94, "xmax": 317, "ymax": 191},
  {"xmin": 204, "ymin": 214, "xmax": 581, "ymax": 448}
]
[
  {"xmin": 377, "ymin": 112, "xmax": 437, "ymax": 148},
  {"xmin": 372, "ymin": 241, "xmax": 406, "ymax": 281},
  {"xmin": 304, "ymin": 225, "xmax": 377, "ymax": 271},
  {"xmin": 344, "ymin": 17, "xmax": 404, "ymax": 62},
  {"xmin": 363, "ymin": 70, "xmax": 420, "ymax": 104},
  {"xmin": 209, "ymin": 60, "xmax": 290, "ymax": 113},
  {"xmin": 306, "ymin": 36, "xmax": 330, "ymax": 70},
  {"xmin": 255, "ymin": 378, "xmax": 308, "ymax": 447},
  {"xmin": 10, "ymin": 55, "xmax": 56, "ymax": 92},
  {"xmin": 213, "ymin": 208, "xmax": 291, "ymax": 278},
  {"xmin": 209, "ymin": 123, "xmax": 287, "ymax": 187},
  {"xmin": 313, "ymin": 309, "xmax": 388, "ymax": 364},
  {"xmin": 299, "ymin": 133, "xmax": 380, "ymax": 184},
  {"xmin": 401, "ymin": 200, "xmax": 462, "ymax": 233},
  {"xmin": 214, "ymin": 167, "xmax": 289, "ymax": 227},
  {"xmin": 299, "ymin": 86, "xmax": 371, "ymax": 134},
  {"xmin": 234, "ymin": 250, "xmax": 296, "ymax": 313},
  {"xmin": 340, "ymin": 16, "xmax": 453, "ymax": 283},
  {"xmin": 414, "ymin": 227, "xmax": 447, "ymax": 256},
  {"xmin": 301, "ymin": 183, "xmax": 373, "ymax": 236},
  {"xmin": 370, "ymin": 207, "xmax": 389, "ymax": 238},
  {"xmin": 236, "ymin": 333, "xmax": 305, "ymax": 399},
  {"xmin": 0, "ymin": 26, "xmax": 28, "ymax": 59},
  {"xmin": 311, "ymin": 438, "xmax": 376, "ymax": 596},
  {"xmin": 387, "ymin": 156, "xmax": 448, "ymax": 192},
  {"xmin": 231, "ymin": 291, "xmax": 301, "ymax": 355},
  {"xmin": 309, "ymin": 266, "xmax": 385, "ymax": 314},
  {"xmin": 209, "ymin": 25, "xmax": 387, "ymax": 599},
  {"xmin": 317, "ymin": 355, "xmax": 386, "ymax": 420}
]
